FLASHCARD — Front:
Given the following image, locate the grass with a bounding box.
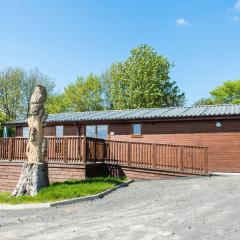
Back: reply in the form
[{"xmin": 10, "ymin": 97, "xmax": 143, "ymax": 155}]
[{"xmin": 0, "ymin": 177, "xmax": 125, "ymax": 205}]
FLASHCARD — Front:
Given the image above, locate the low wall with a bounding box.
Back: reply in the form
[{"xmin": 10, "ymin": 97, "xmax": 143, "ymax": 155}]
[
  {"xmin": 86, "ymin": 163, "xmax": 188, "ymax": 180},
  {"xmin": 0, "ymin": 161, "xmax": 86, "ymax": 192},
  {"xmin": 0, "ymin": 161, "xmax": 201, "ymax": 192}
]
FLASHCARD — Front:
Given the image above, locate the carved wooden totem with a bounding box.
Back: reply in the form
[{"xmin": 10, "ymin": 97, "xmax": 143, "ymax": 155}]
[{"xmin": 12, "ymin": 85, "xmax": 49, "ymax": 196}]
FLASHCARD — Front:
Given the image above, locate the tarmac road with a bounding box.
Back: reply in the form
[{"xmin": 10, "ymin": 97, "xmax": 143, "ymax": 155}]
[{"xmin": 1, "ymin": 176, "xmax": 240, "ymax": 240}]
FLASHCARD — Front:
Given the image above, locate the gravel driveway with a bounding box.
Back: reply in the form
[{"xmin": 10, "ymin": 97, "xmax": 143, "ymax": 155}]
[{"xmin": 0, "ymin": 176, "xmax": 240, "ymax": 240}]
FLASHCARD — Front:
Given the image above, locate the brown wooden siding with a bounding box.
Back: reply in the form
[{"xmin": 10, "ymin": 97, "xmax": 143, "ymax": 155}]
[
  {"xmin": 109, "ymin": 120, "xmax": 240, "ymax": 172},
  {"xmin": 109, "ymin": 119, "xmax": 240, "ymax": 136},
  {"xmin": 0, "ymin": 162, "xmax": 85, "ymax": 192},
  {"xmin": 44, "ymin": 126, "xmax": 56, "ymax": 136},
  {"xmin": 64, "ymin": 125, "xmax": 78, "ymax": 136},
  {"xmin": 16, "ymin": 127, "xmax": 23, "ymax": 137},
  {"xmin": 13, "ymin": 119, "xmax": 240, "ymax": 173}
]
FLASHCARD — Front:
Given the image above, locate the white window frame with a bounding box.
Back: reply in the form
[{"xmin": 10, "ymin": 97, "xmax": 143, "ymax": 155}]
[{"xmin": 22, "ymin": 127, "xmax": 29, "ymax": 138}]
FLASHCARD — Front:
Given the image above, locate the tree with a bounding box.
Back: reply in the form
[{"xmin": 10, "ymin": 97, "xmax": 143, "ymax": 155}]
[
  {"xmin": 46, "ymin": 74, "xmax": 104, "ymax": 113},
  {"xmin": 45, "ymin": 94, "xmax": 67, "ymax": 114},
  {"xmin": 0, "ymin": 67, "xmax": 55, "ymax": 119},
  {"xmin": 193, "ymin": 98, "xmax": 215, "ymax": 106},
  {"xmin": 104, "ymin": 44, "xmax": 185, "ymax": 109},
  {"xmin": 194, "ymin": 80, "xmax": 240, "ymax": 106},
  {"xmin": 21, "ymin": 68, "xmax": 55, "ymax": 116},
  {"xmin": 0, "ymin": 68, "xmax": 24, "ymax": 119}
]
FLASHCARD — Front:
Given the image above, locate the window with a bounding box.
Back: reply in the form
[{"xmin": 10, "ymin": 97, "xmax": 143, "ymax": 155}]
[
  {"xmin": 86, "ymin": 125, "xmax": 96, "ymax": 138},
  {"xmin": 56, "ymin": 126, "xmax": 64, "ymax": 137},
  {"xmin": 97, "ymin": 125, "xmax": 108, "ymax": 139},
  {"xmin": 86, "ymin": 125, "xmax": 108, "ymax": 139},
  {"xmin": 23, "ymin": 127, "xmax": 29, "ymax": 138},
  {"xmin": 132, "ymin": 123, "xmax": 141, "ymax": 135}
]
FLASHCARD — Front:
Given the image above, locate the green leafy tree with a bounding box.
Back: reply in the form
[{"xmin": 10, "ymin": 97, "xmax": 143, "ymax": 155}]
[
  {"xmin": 0, "ymin": 68, "xmax": 24, "ymax": 119},
  {"xmin": 193, "ymin": 98, "xmax": 215, "ymax": 106},
  {"xmin": 0, "ymin": 67, "xmax": 55, "ymax": 119},
  {"xmin": 49, "ymin": 74, "xmax": 103, "ymax": 112},
  {"xmin": 194, "ymin": 80, "xmax": 240, "ymax": 106},
  {"xmin": 21, "ymin": 68, "xmax": 55, "ymax": 116},
  {"xmin": 45, "ymin": 94, "xmax": 67, "ymax": 114},
  {"xmin": 104, "ymin": 44, "xmax": 185, "ymax": 109}
]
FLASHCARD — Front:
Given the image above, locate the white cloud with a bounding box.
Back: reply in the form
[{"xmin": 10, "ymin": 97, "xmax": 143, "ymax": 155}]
[
  {"xmin": 235, "ymin": 0, "xmax": 240, "ymax": 11},
  {"xmin": 176, "ymin": 18, "xmax": 189, "ymax": 27},
  {"xmin": 233, "ymin": 16, "xmax": 240, "ymax": 21}
]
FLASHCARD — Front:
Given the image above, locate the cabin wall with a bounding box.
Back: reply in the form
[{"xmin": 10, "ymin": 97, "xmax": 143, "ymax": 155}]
[
  {"xmin": 16, "ymin": 125, "xmax": 80, "ymax": 137},
  {"xmin": 109, "ymin": 119, "xmax": 240, "ymax": 173},
  {"xmin": 14, "ymin": 119, "xmax": 240, "ymax": 173}
]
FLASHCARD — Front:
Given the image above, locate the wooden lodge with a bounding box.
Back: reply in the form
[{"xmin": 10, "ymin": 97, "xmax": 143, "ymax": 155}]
[{"xmin": 1, "ymin": 104, "xmax": 240, "ymax": 191}]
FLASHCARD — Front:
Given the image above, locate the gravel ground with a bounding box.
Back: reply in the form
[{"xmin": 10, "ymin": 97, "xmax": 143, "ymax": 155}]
[{"xmin": 0, "ymin": 176, "xmax": 240, "ymax": 240}]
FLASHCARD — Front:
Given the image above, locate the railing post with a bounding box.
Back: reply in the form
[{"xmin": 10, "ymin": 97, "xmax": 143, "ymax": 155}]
[
  {"xmin": 94, "ymin": 139, "xmax": 97, "ymax": 162},
  {"xmin": 63, "ymin": 138, "xmax": 68, "ymax": 163},
  {"xmin": 152, "ymin": 144, "xmax": 157, "ymax": 168},
  {"xmin": 179, "ymin": 146, "xmax": 184, "ymax": 172},
  {"xmin": 82, "ymin": 137, "xmax": 87, "ymax": 164},
  {"xmin": 127, "ymin": 142, "xmax": 131, "ymax": 166},
  {"xmin": 8, "ymin": 138, "xmax": 13, "ymax": 161},
  {"xmin": 104, "ymin": 140, "xmax": 109, "ymax": 162},
  {"xmin": 204, "ymin": 147, "xmax": 208, "ymax": 174}
]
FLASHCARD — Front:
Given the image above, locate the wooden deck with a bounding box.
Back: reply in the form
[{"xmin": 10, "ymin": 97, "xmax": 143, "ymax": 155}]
[{"xmin": 0, "ymin": 137, "xmax": 208, "ymax": 175}]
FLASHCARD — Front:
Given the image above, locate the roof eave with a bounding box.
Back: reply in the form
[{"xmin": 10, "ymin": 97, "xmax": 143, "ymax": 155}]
[{"xmin": 5, "ymin": 114, "xmax": 240, "ymax": 126}]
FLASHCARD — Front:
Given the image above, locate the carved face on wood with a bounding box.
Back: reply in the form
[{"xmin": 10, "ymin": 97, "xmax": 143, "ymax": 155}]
[
  {"xmin": 29, "ymin": 127, "xmax": 37, "ymax": 142},
  {"xmin": 29, "ymin": 85, "xmax": 47, "ymax": 115},
  {"xmin": 30, "ymin": 85, "xmax": 47, "ymax": 104}
]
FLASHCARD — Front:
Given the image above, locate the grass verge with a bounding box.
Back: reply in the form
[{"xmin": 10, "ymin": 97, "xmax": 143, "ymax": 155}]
[{"xmin": 0, "ymin": 177, "xmax": 125, "ymax": 205}]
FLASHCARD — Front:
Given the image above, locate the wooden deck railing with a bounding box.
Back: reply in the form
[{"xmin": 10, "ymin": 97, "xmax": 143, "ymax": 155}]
[
  {"xmin": 0, "ymin": 137, "xmax": 208, "ymax": 174},
  {"xmin": 105, "ymin": 140, "xmax": 208, "ymax": 174}
]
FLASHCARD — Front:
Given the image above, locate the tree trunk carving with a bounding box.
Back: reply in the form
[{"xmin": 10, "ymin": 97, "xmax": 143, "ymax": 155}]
[{"xmin": 12, "ymin": 85, "xmax": 49, "ymax": 196}]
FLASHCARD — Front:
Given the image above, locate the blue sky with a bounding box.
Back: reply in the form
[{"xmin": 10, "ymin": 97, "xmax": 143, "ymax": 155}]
[{"xmin": 0, "ymin": 0, "xmax": 239, "ymax": 105}]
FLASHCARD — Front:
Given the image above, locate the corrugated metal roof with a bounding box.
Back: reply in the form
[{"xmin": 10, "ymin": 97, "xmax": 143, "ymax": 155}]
[{"xmin": 8, "ymin": 104, "xmax": 240, "ymax": 125}]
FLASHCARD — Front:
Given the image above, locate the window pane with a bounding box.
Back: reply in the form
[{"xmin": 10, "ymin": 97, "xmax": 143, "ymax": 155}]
[
  {"xmin": 23, "ymin": 127, "xmax": 29, "ymax": 138},
  {"xmin": 56, "ymin": 126, "xmax": 64, "ymax": 137},
  {"xmin": 86, "ymin": 125, "xmax": 96, "ymax": 138},
  {"xmin": 133, "ymin": 124, "xmax": 141, "ymax": 135},
  {"xmin": 97, "ymin": 125, "xmax": 108, "ymax": 139}
]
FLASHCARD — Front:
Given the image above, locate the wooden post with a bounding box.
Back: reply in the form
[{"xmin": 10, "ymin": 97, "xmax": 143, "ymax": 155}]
[
  {"xmin": 63, "ymin": 138, "xmax": 68, "ymax": 163},
  {"xmin": 127, "ymin": 142, "xmax": 131, "ymax": 166},
  {"xmin": 94, "ymin": 139, "xmax": 97, "ymax": 162},
  {"xmin": 204, "ymin": 147, "xmax": 208, "ymax": 174},
  {"xmin": 152, "ymin": 144, "xmax": 157, "ymax": 168},
  {"xmin": 179, "ymin": 146, "xmax": 184, "ymax": 172},
  {"xmin": 82, "ymin": 137, "xmax": 87, "ymax": 164},
  {"xmin": 8, "ymin": 138, "xmax": 13, "ymax": 161},
  {"xmin": 105, "ymin": 140, "xmax": 110, "ymax": 163}
]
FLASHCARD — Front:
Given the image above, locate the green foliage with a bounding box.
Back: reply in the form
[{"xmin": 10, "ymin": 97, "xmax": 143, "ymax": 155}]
[
  {"xmin": 0, "ymin": 67, "xmax": 23, "ymax": 119},
  {"xmin": 45, "ymin": 94, "xmax": 67, "ymax": 114},
  {"xmin": 21, "ymin": 68, "xmax": 55, "ymax": 116},
  {"xmin": 46, "ymin": 74, "xmax": 104, "ymax": 113},
  {"xmin": 194, "ymin": 80, "xmax": 240, "ymax": 106},
  {"xmin": 0, "ymin": 67, "xmax": 55, "ymax": 119},
  {"xmin": 1, "ymin": 45, "xmax": 185, "ymax": 116},
  {"xmin": 0, "ymin": 177, "xmax": 125, "ymax": 204},
  {"xmin": 104, "ymin": 44, "xmax": 185, "ymax": 109},
  {"xmin": 210, "ymin": 80, "xmax": 240, "ymax": 104},
  {"xmin": 64, "ymin": 74, "xmax": 103, "ymax": 112},
  {"xmin": 193, "ymin": 98, "xmax": 215, "ymax": 106}
]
